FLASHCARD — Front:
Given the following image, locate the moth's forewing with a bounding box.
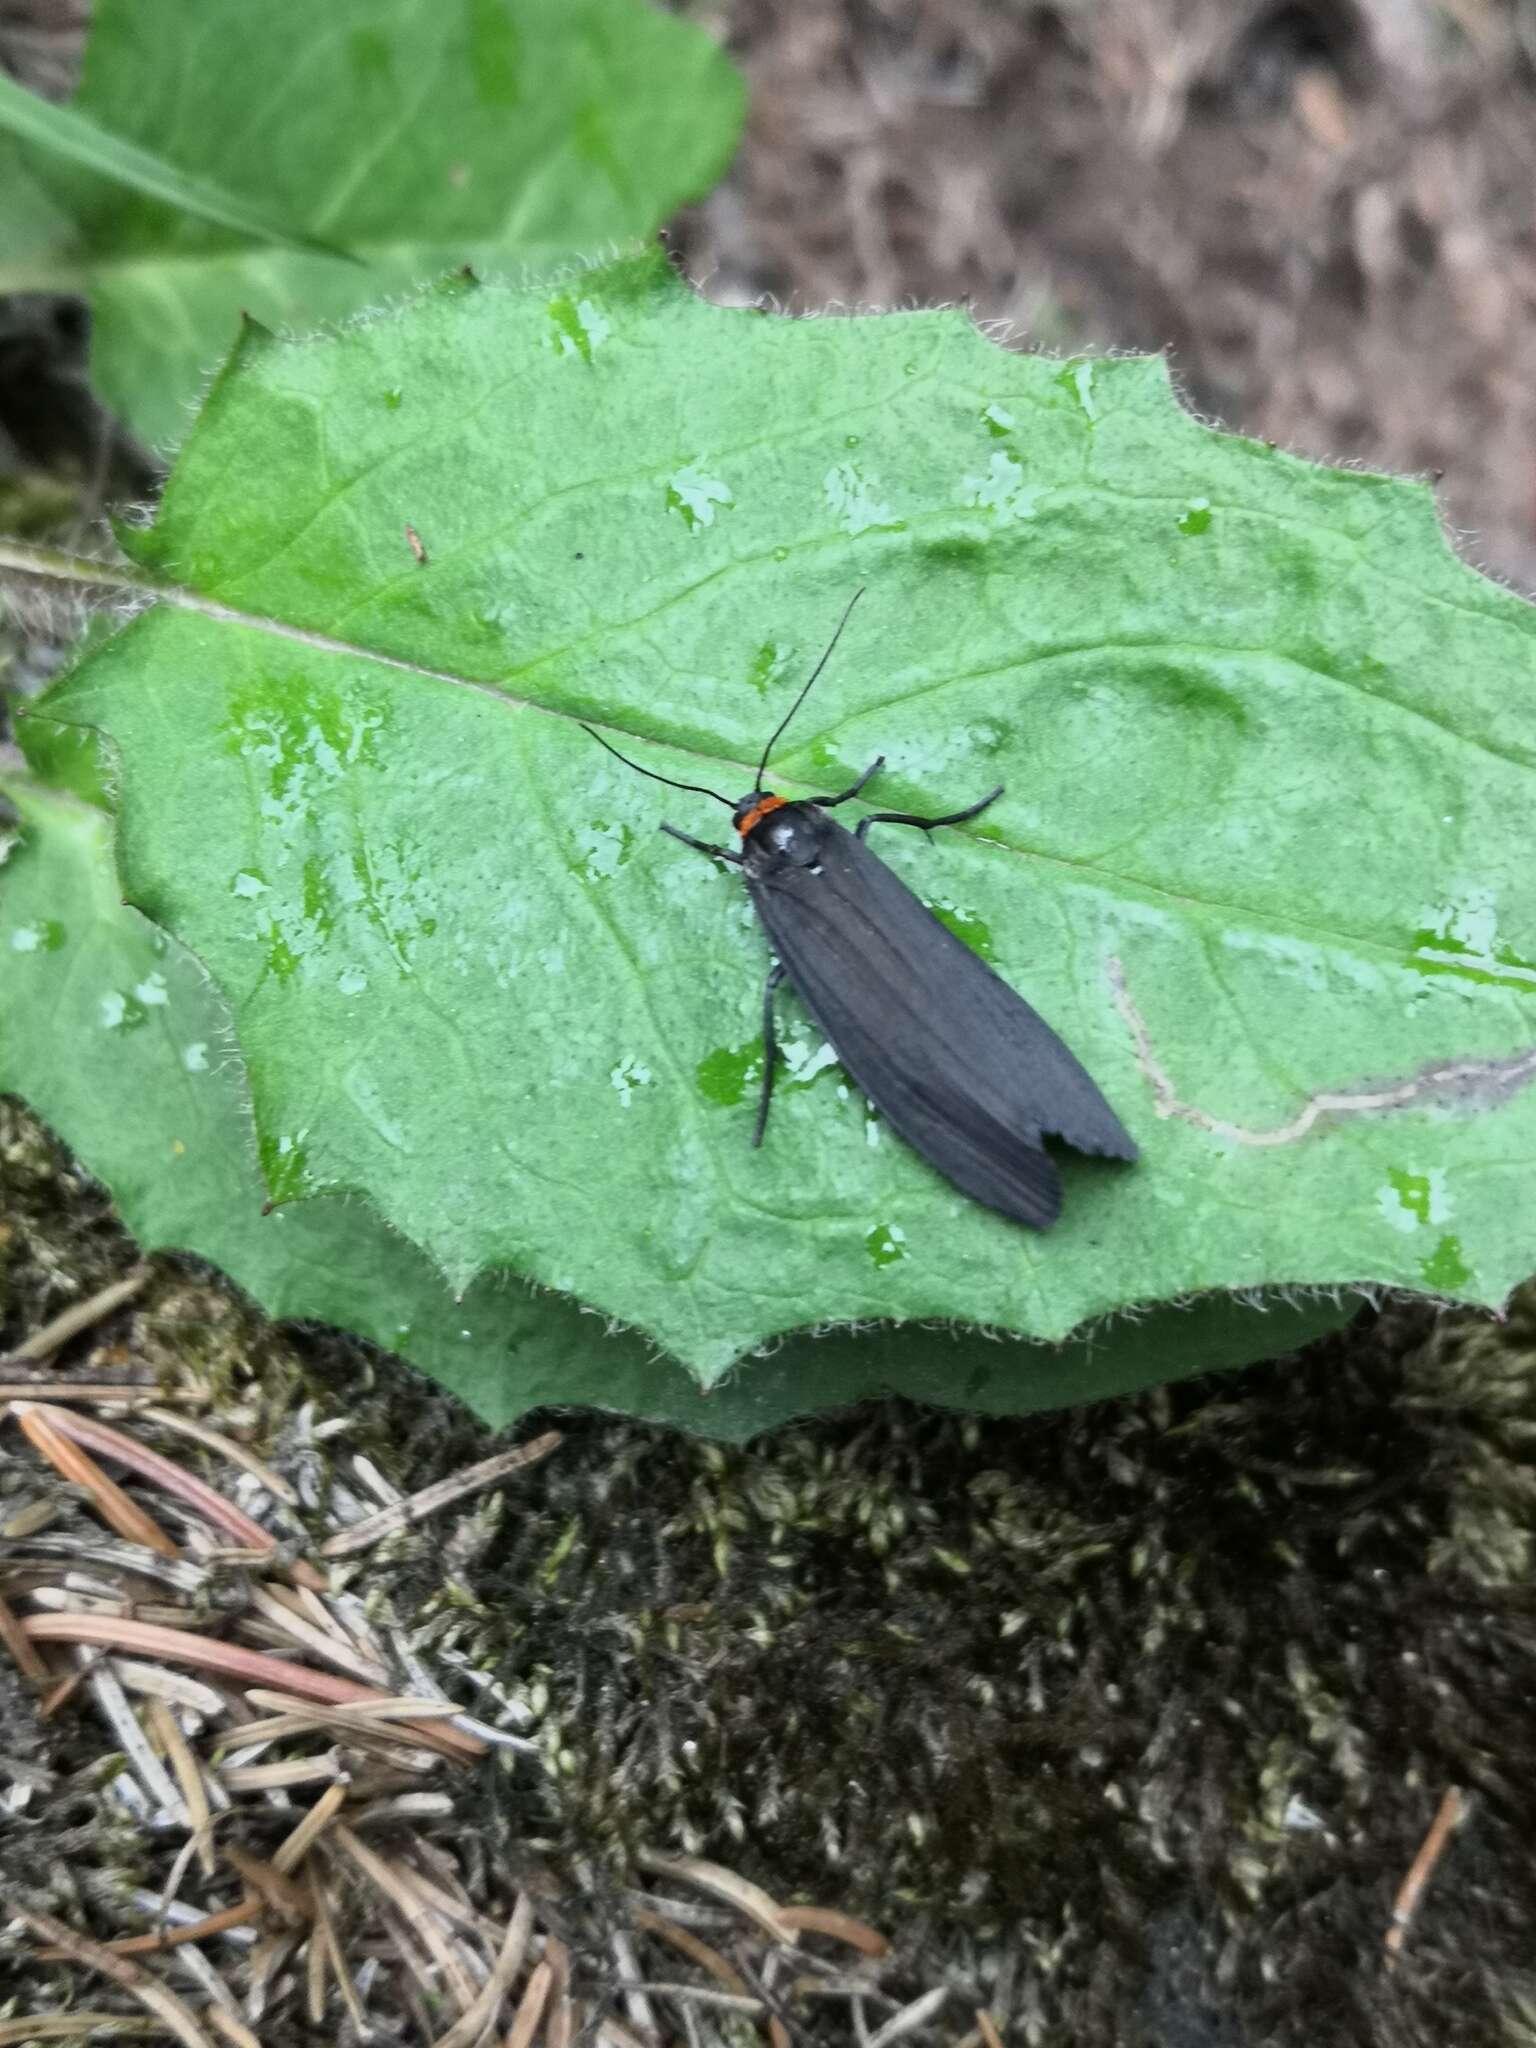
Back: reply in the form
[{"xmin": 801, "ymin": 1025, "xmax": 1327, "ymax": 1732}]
[{"xmin": 743, "ymin": 809, "xmax": 1136, "ymax": 1230}]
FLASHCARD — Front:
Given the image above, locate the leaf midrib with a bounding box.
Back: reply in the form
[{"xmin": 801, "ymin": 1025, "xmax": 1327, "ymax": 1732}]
[{"xmin": 10, "ymin": 541, "xmax": 1529, "ymax": 996}]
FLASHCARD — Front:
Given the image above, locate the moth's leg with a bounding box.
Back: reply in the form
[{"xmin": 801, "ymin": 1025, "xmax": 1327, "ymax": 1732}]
[
  {"xmin": 854, "ymin": 784, "xmax": 1004, "ymax": 840},
  {"xmin": 816, "ymin": 756, "xmax": 885, "ymax": 808},
  {"xmin": 752, "ymin": 962, "xmax": 787, "ymax": 1148},
  {"xmin": 661, "ymin": 821, "xmax": 743, "ymax": 864}
]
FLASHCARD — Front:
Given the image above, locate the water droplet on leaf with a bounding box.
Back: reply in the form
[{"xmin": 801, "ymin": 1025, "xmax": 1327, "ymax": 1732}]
[{"xmin": 866, "ymin": 1223, "xmax": 907, "ymax": 1267}]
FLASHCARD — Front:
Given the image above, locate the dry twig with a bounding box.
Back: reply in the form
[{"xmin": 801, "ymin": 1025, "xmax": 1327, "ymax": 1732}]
[
  {"xmin": 0, "ymin": 1265, "xmax": 150, "ymax": 1366},
  {"xmin": 777, "ymin": 1906, "xmax": 889, "ymax": 1957},
  {"xmin": 428, "ymin": 1890, "xmax": 534, "ymax": 2048},
  {"xmin": 15, "ymin": 1400, "xmax": 322, "ymax": 1584},
  {"xmin": 1386, "ymin": 1785, "xmax": 1468, "ymax": 1958},
  {"xmin": 20, "ymin": 1612, "xmax": 485, "ymax": 1758},
  {"xmin": 639, "ymin": 1852, "xmax": 796, "ymax": 1945},
  {"xmin": 319, "ymin": 1430, "xmax": 562, "ymax": 1558},
  {"xmin": 503, "ymin": 1956, "xmax": 555, "ymax": 2048},
  {"xmin": 5, "ymin": 1898, "xmax": 221, "ymax": 2048},
  {"xmin": 12, "ymin": 1403, "xmax": 178, "ymax": 1555}
]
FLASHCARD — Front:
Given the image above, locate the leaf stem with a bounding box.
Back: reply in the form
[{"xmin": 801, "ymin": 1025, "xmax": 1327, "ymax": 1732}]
[{"xmin": 0, "ymin": 537, "xmax": 148, "ymax": 593}]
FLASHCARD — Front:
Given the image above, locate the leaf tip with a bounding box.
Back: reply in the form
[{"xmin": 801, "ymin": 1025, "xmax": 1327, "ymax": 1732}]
[{"xmin": 233, "ymin": 309, "xmax": 279, "ymax": 349}]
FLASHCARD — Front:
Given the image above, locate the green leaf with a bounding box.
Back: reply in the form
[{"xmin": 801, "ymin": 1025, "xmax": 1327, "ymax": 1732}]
[
  {"xmin": 0, "ymin": 772, "xmax": 1344, "ymax": 1436},
  {"xmin": 37, "ymin": 253, "xmax": 1536, "ymax": 1383},
  {"xmin": 0, "ymin": 0, "xmax": 743, "ymax": 449},
  {"xmin": 0, "ymin": 70, "xmax": 353, "ymax": 263}
]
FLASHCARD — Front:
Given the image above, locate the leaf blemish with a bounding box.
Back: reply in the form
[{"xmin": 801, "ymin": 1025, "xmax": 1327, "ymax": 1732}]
[
  {"xmin": 547, "ymin": 293, "xmax": 610, "ymax": 363},
  {"xmin": 1379, "ymin": 1167, "xmax": 1449, "ymax": 1233},
  {"xmin": 781, "ymin": 1032, "xmax": 841, "ymax": 1086},
  {"xmin": 1112, "ymin": 956, "xmax": 1536, "ymax": 1142},
  {"xmin": 823, "ymin": 461, "xmax": 896, "ymax": 536},
  {"xmin": 666, "ymin": 465, "xmax": 732, "ymax": 531},
  {"xmin": 1060, "ymin": 359, "xmax": 1098, "ymax": 419},
  {"xmin": 610, "ymin": 1055, "xmax": 654, "ymax": 1108},
  {"xmin": 578, "ymin": 819, "xmax": 634, "ymax": 882},
  {"xmin": 1411, "ymin": 890, "xmax": 1536, "ymax": 989},
  {"xmin": 99, "ymin": 990, "xmax": 141, "ymax": 1030},
  {"xmin": 963, "ymin": 451, "xmax": 1038, "ymax": 522}
]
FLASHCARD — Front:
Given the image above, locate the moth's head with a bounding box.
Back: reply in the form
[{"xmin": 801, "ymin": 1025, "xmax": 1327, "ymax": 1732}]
[{"xmin": 732, "ymin": 791, "xmax": 787, "ymax": 838}]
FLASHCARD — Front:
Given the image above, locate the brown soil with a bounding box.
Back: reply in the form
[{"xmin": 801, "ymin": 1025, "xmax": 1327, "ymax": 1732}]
[{"xmin": 674, "ymin": 0, "xmax": 1536, "ymax": 593}]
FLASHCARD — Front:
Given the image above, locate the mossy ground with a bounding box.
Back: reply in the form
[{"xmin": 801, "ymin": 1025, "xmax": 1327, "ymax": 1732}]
[{"xmin": 3, "ymin": 1097, "xmax": 1534, "ymax": 2046}]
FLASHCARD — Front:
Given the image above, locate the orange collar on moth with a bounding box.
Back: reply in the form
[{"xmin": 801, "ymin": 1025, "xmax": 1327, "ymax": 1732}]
[{"xmin": 735, "ymin": 794, "xmax": 787, "ymax": 838}]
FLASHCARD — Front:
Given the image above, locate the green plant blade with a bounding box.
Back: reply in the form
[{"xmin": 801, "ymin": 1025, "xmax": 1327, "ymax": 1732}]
[
  {"xmin": 0, "ymin": 773, "xmax": 1344, "ymax": 1436},
  {"xmin": 0, "ymin": 0, "xmax": 743, "ymax": 449},
  {"xmin": 0, "ymin": 70, "xmax": 352, "ymax": 264},
  {"xmin": 36, "ymin": 252, "xmax": 1536, "ymax": 1383}
]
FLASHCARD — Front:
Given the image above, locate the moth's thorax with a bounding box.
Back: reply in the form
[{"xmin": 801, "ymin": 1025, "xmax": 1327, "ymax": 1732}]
[{"xmin": 736, "ymin": 795, "xmax": 828, "ymax": 873}]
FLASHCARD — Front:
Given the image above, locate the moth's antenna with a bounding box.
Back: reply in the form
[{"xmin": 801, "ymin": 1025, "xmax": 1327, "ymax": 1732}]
[
  {"xmin": 581, "ymin": 725, "xmax": 733, "ymax": 807},
  {"xmin": 754, "ymin": 588, "xmax": 865, "ymax": 791}
]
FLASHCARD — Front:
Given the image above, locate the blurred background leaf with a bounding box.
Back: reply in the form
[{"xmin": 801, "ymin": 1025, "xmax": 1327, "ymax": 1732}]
[
  {"xmin": 0, "ymin": 0, "xmax": 743, "ymax": 449},
  {"xmin": 0, "ymin": 68, "xmax": 355, "ymax": 259}
]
